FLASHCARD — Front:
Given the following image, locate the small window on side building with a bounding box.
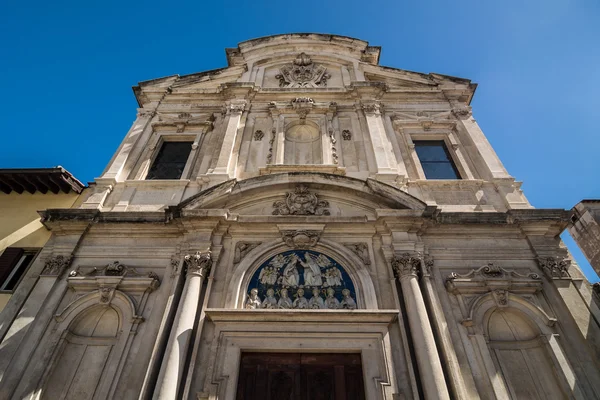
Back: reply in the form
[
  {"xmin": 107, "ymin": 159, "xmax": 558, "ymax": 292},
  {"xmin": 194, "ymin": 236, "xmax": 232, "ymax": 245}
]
[
  {"xmin": 413, "ymin": 140, "xmax": 461, "ymax": 179},
  {"xmin": 0, "ymin": 248, "xmax": 39, "ymax": 291},
  {"xmin": 146, "ymin": 141, "xmax": 193, "ymax": 180}
]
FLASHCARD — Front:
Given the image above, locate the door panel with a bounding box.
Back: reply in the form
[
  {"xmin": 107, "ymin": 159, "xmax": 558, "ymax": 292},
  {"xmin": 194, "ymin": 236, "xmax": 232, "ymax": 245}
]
[{"xmin": 236, "ymin": 353, "xmax": 365, "ymax": 400}]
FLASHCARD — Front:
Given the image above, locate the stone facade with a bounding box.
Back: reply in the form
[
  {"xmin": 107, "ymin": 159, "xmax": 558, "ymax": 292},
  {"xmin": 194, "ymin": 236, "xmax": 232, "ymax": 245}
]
[{"xmin": 0, "ymin": 33, "xmax": 599, "ymax": 400}]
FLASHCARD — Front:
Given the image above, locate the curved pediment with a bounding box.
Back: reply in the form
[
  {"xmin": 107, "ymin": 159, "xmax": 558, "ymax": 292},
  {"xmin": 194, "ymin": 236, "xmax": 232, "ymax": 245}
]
[{"xmin": 178, "ymin": 173, "xmax": 427, "ymax": 218}]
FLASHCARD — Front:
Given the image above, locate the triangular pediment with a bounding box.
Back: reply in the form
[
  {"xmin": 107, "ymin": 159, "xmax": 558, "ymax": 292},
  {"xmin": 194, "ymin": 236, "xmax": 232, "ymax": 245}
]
[{"xmin": 177, "ymin": 173, "xmax": 428, "ymax": 219}]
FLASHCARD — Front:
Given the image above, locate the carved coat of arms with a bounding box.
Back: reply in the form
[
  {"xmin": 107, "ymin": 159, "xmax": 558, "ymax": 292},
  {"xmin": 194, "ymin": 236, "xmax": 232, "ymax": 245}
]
[
  {"xmin": 276, "ymin": 53, "xmax": 330, "ymax": 88},
  {"xmin": 273, "ymin": 185, "xmax": 330, "ymax": 216}
]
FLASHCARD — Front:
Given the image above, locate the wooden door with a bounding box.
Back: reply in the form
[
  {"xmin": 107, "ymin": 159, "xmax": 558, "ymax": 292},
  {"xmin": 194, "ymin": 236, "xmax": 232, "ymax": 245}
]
[{"xmin": 236, "ymin": 353, "xmax": 365, "ymax": 400}]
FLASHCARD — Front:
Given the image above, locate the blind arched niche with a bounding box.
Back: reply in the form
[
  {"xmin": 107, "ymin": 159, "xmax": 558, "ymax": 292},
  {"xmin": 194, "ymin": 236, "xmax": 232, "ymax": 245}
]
[{"xmin": 284, "ymin": 121, "xmax": 322, "ymax": 164}]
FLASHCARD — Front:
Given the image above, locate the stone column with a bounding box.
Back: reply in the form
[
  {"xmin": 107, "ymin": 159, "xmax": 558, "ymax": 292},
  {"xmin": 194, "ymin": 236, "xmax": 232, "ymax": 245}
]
[
  {"xmin": 392, "ymin": 253, "xmax": 450, "ymax": 400},
  {"xmin": 153, "ymin": 250, "xmax": 212, "ymax": 400},
  {"xmin": 420, "ymin": 256, "xmax": 474, "ymax": 399},
  {"xmin": 212, "ymin": 101, "xmax": 246, "ymax": 177}
]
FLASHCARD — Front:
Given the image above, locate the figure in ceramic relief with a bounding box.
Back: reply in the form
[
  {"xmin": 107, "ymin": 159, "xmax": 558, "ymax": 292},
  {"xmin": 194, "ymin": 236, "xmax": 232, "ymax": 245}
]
[
  {"xmin": 300, "ymin": 252, "xmax": 323, "ymax": 286},
  {"xmin": 308, "ymin": 287, "xmax": 325, "ymax": 309},
  {"xmin": 245, "ymin": 288, "xmax": 262, "ymax": 309},
  {"xmin": 324, "ymin": 287, "xmax": 341, "ymax": 309},
  {"xmin": 340, "ymin": 289, "xmax": 357, "ymax": 310},
  {"xmin": 262, "ymin": 288, "xmax": 278, "ymax": 309},
  {"xmin": 316, "ymin": 254, "xmax": 332, "ymax": 268},
  {"xmin": 278, "ymin": 288, "xmax": 293, "ymax": 309},
  {"xmin": 292, "ymin": 288, "xmax": 309, "ymax": 309},
  {"xmin": 281, "ymin": 254, "xmax": 300, "ymax": 287},
  {"xmin": 324, "ymin": 267, "xmax": 342, "ymax": 287},
  {"xmin": 269, "ymin": 254, "xmax": 287, "ymax": 270},
  {"xmin": 259, "ymin": 266, "xmax": 278, "ymax": 285}
]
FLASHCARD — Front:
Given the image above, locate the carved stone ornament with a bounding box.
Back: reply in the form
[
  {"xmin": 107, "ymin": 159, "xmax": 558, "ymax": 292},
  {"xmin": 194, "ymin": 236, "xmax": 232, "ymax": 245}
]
[
  {"xmin": 234, "ymin": 242, "xmax": 262, "ymax": 264},
  {"xmin": 391, "ymin": 253, "xmax": 421, "ymax": 278},
  {"xmin": 272, "ymin": 185, "xmax": 330, "ymax": 216},
  {"xmin": 362, "ymin": 102, "xmax": 381, "ymax": 115},
  {"xmin": 492, "ymin": 289, "xmax": 508, "ymax": 306},
  {"xmin": 253, "ymin": 130, "xmax": 264, "ymax": 141},
  {"xmin": 281, "ymin": 230, "xmax": 320, "ymax": 249},
  {"xmin": 68, "ymin": 261, "xmax": 161, "ymax": 285},
  {"xmin": 275, "ymin": 53, "xmax": 330, "ymax": 88},
  {"xmin": 228, "ymin": 102, "xmax": 246, "ymax": 114},
  {"xmin": 266, "ymin": 127, "xmax": 276, "ymax": 164},
  {"xmin": 99, "ymin": 287, "xmax": 115, "ymax": 304},
  {"xmin": 342, "ymin": 130, "xmax": 352, "ymax": 140},
  {"xmin": 40, "ymin": 255, "xmax": 73, "ymax": 277},
  {"xmin": 537, "ymin": 257, "xmax": 570, "ymax": 279},
  {"xmin": 344, "ymin": 243, "xmax": 371, "ymax": 265},
  {"xmin": 184, "ymin": 250, "xmax": 213, "ymax": 277},
  {"xmin": 445, "ymin": 263, "xmax": 541, "ymax": 294},
  {"xmin": 452, "ymin": 106, "xmax": 472, "ymax": 119},
  {"xmin": 423, "ymin": 255, "xmax": 434, "ymax": 276}
]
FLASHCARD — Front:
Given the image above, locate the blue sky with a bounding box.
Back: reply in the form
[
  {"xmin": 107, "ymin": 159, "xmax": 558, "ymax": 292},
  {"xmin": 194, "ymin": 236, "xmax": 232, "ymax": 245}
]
[{"xmin": 1, "ymin": 0, "xmax": 598, "ymax": 280}]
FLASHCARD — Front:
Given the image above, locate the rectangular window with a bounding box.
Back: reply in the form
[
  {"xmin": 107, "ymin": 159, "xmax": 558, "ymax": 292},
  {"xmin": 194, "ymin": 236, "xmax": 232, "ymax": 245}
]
[
  {"xmin": 413, "ymin": 140, "xmax": 461, "ymax": 179},
  {"xmin": 0, "ymin": 248, "xmax": 39, "ymax": 291},
  {"xmin": 146, "ymin": 141, "xmax": 193, "ymax": 180}
]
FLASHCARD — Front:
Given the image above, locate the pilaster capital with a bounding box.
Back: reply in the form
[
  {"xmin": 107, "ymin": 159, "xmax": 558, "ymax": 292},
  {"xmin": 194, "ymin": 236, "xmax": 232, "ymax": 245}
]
[
  {"xmin": 40, "ymin": 254, "xmax": 73, "ymax": 277},
  {"xmin": 184, "ymin": 249, "xmax": 213, "ymax": 278},
  {"xmin": 361, "ymin": 101, "xmax": 382, "ymax": 116},
  {"xmin": 391, "ymin": 253, "xmax": 421, "ymax": 279},
  {"xmin": 537, "ymin": 256, "xmax": 571, "ymax": 279},
  {"xmin": 227, "ymin": 100, "xmax": 247, "ymax": 115}
]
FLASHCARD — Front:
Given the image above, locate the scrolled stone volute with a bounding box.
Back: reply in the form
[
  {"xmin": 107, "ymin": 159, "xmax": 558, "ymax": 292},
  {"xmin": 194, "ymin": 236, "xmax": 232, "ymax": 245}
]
[{"xmin": 184, "ymin": 250, "xmax": 213, "ymax": 278}]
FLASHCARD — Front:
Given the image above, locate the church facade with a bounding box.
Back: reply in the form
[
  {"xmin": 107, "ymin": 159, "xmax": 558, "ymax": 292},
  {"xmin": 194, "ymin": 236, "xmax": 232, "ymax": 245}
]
[{"xmin": 1, "ymin": 33, "xmax": 599, "ymax": 400}]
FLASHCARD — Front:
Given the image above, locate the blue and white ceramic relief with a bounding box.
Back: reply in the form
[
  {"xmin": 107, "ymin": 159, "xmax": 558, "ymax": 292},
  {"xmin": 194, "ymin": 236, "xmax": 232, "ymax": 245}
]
[{"xmin": 245, "ymin": 250, "xmax": 357, "ymax": 309}]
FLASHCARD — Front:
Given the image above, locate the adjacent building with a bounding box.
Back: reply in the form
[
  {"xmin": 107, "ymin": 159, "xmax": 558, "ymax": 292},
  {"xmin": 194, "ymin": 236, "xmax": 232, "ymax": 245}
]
[
  {"xmin": 1, "ymin": 34, "xmax": 599, "ymax": 400},
  {"xmin": 0, "ymin": 168, "xmax": 85, "ymax": 311}
]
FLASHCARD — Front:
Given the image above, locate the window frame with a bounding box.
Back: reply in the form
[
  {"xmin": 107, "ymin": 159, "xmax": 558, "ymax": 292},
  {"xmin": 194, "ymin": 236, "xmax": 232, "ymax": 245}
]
[
  {"xmin": 407, "ymin": 133, "xmax": 472, "ymax": 180},
  {"xmin": 137, "ymin": 133, "xmax": 200, "ymax": 181},
  {"xmin": 0, "ymin": 247, "xmax": 40, "ymax": 293}
]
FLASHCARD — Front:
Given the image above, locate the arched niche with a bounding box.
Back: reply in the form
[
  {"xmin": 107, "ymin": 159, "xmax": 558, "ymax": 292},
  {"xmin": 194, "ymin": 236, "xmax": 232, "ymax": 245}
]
[
  {"xmin": 38, "ymin": 291, "xmax": 137, "ymax": 400},
  {"xmin": 284, "ymin": 120, "xmax": 322, "ymax": 164},
  {"xmin": 469, "ymin": 295, "xmax": 573, "ymax": 399},
  {"xmin": 225, "ymin": 239, "xmax": 377, "ymax": 310}
]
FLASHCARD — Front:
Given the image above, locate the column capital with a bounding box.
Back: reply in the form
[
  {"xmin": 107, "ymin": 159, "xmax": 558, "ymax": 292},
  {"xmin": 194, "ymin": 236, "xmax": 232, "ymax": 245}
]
[
  {"xmin": 391, "ymin": 253, "xmax": 421, "ymax": 279},
  {"xmin": 184, "ymin": 249, "xmax": 213, "ymax": 278}
]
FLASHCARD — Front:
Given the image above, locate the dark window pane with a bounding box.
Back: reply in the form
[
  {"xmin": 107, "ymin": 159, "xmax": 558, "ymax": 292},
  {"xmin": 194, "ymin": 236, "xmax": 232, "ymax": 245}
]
[
  {"xmin": 413, "ymin": 140, "xmax": 460, "ymax": 180},
  {"xmin": 146, "ymin": 142, "xmax": 193, "ymax": 180}
]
